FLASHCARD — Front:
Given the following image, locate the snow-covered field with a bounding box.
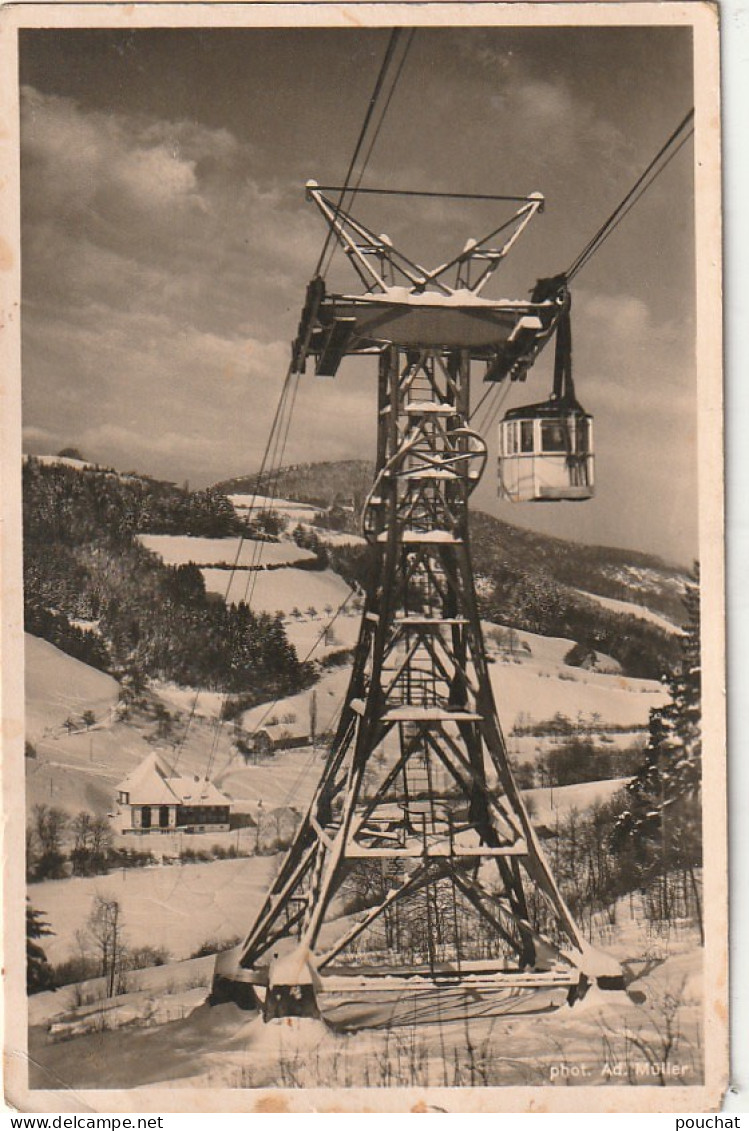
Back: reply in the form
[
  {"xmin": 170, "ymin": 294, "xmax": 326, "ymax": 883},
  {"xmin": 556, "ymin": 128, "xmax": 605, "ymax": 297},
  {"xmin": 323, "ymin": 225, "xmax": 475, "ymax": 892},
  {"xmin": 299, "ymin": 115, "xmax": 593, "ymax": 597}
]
[
  {"xmin": 522, "ymin": 778, "xmax": 630, "ymax": 826},
  {"xmin": 137, "ymin": 533, "xmax": 316, "ymax": 569},
  {"xmin": 576, "ymin": 589, "xmax": 683, "ymax": 635},
  {"xmin": 488, "ymin": 654, "xmax": 666, "ymax": 732},
  {"xmin": 25, "ymin": 634, "xmax": 120, "ymax": 742},
  {"xmin": 201, "ymin": 565, "xmax": 352, "ymax": 617},
  {"xmin": 29, "ymin": 856, "xmax": 280, "ymax": 965},
  {"xmin": 228, "ymin": 494, "xmax": 318, "ymax": 522}
]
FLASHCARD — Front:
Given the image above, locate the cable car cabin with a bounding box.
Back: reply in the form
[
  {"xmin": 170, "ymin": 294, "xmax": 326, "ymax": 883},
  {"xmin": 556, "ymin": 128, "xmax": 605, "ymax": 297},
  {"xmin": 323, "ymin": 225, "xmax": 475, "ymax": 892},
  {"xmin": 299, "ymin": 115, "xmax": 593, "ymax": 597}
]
[{"xmin": 498, "ymin": 401, "xmax": 594, "ymax": 503}]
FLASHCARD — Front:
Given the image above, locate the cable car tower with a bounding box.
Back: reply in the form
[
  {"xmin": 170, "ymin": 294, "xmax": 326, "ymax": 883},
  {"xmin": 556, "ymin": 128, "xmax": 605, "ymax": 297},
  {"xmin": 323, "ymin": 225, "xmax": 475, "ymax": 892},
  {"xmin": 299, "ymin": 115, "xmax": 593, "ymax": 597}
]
[{"xmin": 212, "ymin": 181, "xmax": 623, "ymax": 1026}]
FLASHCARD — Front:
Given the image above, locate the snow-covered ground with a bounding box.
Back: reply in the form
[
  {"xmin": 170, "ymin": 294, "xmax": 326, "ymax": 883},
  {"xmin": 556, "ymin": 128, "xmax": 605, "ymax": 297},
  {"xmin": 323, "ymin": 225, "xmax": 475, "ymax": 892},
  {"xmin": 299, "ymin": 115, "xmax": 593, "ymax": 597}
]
[
  {"xmin": 295, "ymin": 522, "xmax": 366, "ymax": 547},
  {"xmin": 29, "ymin": 856, "xmax": 280, "ymax": 965},
  {"xmin": 576, "ymin": 589, "xmax": 684, "ymax": 635},
  {"xmin": 488, "ymin": 653, "xmax": 666, "ymax": 733},
  {"xmin": 137, "ymin": 533, "xmax": 316, "ymax": 569},
  {"xmin": 25, "ymin": 634, "xmax": 120, "ymax": 742},
  {"xmin": 201, "ymin": 565, "xmax": 352, "ymax": 618},
  {"xmin": 228, "ymin": 494, "xmax": 319, "ymax": 523},
  {"xmin": 522, "ymin": 778, "xmax": 630, "ymax": 826},
  {"xmin": 24, "ymin": 625, "xmax": 702, "ymax": 1095},
  {"xmin": 28, "ymin": 911, "xmax": 703, "ymax": 1092}
]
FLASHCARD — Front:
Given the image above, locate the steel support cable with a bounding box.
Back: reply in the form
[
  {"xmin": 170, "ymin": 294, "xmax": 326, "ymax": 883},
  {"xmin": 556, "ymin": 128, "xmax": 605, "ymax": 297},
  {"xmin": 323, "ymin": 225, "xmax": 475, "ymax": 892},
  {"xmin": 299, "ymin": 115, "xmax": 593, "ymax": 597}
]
[
  {"xmin": 276, "ymin": 688, "xmax": 350, "ymax": 811},
  {"xmin": 470, "ymin": 110, "xmax": 696, "ymax": 445},
  {"xmin": 213, "ymin": 586, "xmax": 357, "ymax": 780},
  {"xmin": 175, "ymin": 39, "xmax": 401, "ymax": 779},
  {"xmin": 469, "ymin": 381, "xmax": 497, "ymax": 424},
  {"xmin": 248, "ymin": 369, "xmax": 296, "ymax": 545},
  {"xmin": 314, "ymin": 28, "xmax": 403, "ymax": 279},
  {"xmin": 172, "ymin": 362, "xmax": 296, "ymax": 773},
  {"xmin": 204, "ymin": 373, "xmax": 304, "ymax": 779},
  {"xmin": 243, "ymin": 370, "xmax": 302, "ymax": 608},
  {"xmin": 315, "ymin": 186, "xmax": 538, "ymax": 203},
  {"xmin": 474, "ymin": 377, "xmax": 513, "ymax": 436},
  {"xmin": 565, "ymin": 108, "xmax": 694, "ymax": 281},
  {"xmin": 571, "ymin": 127, "xmax": 694, "ymax": 279},
  {"xmin": 241, "ymin": 41, "xmax": 409, "ymax": 611},
  {"xmin": 319, "ymin": 30, "xmax": 416, "ymax": 281},
  {"xmin": 474, "ymin": 383, "xmax": 505, "ymax": 433},
  {"xmin": 566, "ymin": 107, "xmax": 694, "ymax": 277}
]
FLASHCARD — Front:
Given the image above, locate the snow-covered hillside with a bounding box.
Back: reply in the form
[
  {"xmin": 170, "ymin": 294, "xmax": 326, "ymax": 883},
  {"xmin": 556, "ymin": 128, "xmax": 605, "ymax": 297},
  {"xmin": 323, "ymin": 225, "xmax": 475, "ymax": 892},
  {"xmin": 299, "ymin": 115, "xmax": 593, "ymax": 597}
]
[
  {"xmin": 25, "ymin": 634, "xmax": 119, "ymax": 742},
  {"xmin": 577, "ymin": 589, "xmax": 684, "ymax": 635},
  {"xmin": 137, "ymin": 533, "xmax": 316, "ymax": 569}
]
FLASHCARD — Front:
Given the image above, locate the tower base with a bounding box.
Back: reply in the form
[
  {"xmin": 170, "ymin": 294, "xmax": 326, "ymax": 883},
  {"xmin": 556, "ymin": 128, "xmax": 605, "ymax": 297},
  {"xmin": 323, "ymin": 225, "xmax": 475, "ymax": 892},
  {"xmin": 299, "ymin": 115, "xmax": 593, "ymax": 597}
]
[{"xmin": 210, "ymin": 945, "xmax": 625, "ymax": 1026}]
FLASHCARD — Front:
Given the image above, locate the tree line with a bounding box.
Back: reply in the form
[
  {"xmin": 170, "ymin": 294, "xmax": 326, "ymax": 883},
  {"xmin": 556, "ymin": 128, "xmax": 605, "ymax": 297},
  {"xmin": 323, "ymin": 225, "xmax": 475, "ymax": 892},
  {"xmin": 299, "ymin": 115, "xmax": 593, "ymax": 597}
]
[{"xmin": 23, "ymin": 461, "xmax": 311, "ymax": 696}]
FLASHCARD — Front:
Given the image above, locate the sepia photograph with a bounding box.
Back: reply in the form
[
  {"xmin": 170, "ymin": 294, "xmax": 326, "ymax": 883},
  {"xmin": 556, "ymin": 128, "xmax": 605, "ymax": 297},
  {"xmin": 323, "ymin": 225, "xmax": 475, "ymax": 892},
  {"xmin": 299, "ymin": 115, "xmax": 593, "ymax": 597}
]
[{"xmin": 0, "ymin": 3, "xmax": 726, "ymax": 1112}]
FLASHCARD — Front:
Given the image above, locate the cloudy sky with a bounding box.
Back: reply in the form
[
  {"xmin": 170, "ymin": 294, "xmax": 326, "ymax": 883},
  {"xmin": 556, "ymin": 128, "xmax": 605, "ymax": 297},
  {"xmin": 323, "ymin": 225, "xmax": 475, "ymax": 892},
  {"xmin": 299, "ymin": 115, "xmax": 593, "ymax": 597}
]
[{"xmin": 19, "ymin": 25, "xmax": 696, "ymax": 563}]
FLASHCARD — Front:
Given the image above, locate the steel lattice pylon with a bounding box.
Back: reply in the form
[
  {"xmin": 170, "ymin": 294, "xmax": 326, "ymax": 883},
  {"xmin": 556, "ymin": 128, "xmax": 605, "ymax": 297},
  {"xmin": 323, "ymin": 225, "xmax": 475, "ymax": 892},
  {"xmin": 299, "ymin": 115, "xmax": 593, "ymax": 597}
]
[{"xmin": 212, "ymin": 190, "xmax": 622, "ymax": 1024}]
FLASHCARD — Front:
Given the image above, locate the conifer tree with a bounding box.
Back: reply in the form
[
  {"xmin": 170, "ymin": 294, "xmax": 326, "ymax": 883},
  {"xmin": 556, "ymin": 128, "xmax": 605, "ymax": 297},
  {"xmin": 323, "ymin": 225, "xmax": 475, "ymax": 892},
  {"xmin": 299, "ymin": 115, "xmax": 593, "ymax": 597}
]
[
  {"xmin": 27, "ymin": 901, "xmax": 55, "ymax": 994},
  {"xmin": 611, "ymin": 565, "xmax": 702, "ymax": 934}
]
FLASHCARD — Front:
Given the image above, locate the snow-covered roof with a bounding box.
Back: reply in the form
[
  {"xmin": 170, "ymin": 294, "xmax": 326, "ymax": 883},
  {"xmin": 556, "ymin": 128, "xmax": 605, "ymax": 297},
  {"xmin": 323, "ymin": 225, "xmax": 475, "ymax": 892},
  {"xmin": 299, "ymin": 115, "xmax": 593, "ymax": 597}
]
[
  {"xmin": 116, "ymin": 751, "xmax": 231, "ymax": 807},
  {"xmin": 255, "ymin": 723, "xmax": 309, "ymax": 742}
]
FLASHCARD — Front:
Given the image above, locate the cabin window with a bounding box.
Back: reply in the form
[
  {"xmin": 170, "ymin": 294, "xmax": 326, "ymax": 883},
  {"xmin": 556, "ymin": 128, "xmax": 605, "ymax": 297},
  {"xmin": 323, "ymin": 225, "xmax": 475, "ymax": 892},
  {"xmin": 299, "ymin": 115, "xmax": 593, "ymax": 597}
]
[
  {"xmin": 505, "ymin": 422, "xmax": 518, "ymax": 455},
  {"xmin": 540, "ymin": 421, "xmax": 568, "ymax": 453},
  {"xmin": 520, "ymin": 421, "xmax": 534, "ymax": 453},
  {"xmin": 575, "ymin": 417, "xmax": 590, "ymax": 453}
]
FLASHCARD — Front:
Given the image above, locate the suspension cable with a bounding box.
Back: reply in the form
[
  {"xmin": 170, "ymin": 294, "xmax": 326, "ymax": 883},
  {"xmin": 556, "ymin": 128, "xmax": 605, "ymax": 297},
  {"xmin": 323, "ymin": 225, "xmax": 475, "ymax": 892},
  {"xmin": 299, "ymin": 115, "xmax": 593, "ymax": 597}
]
[
  {"xmin": 179, "ymin": 33, "xmax": 409, "ymax": 779},
  {"xmin": 348, "ymin": 32, "xmax": 416, "ymax": 202},
  {"xmin": 314, "ymin": 28, "xmax": 404, "ymax": 279},
  {"xmin": 571, "ymin": 126, "xmax": 694, "ymax": 279},
  {"xmin": 319, "ymin": 31, "xmax": 414, "ymax": 280},
  {"xmin": 171, "ymin": 363, "xmax": 296, "ymax": 772},
  {"xmin": 566, "ymin": 108, "xmax": 694, "ymax": 281}
]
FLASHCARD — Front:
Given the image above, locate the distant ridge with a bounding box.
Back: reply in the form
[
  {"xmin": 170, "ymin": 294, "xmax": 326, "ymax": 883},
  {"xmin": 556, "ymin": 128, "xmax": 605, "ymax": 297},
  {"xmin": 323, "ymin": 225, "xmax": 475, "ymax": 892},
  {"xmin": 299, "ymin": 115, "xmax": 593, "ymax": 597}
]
[
  {"xmin": 213, "ymin": 459, "xmax": 688, "ymax": 626},
  {"xmin": 215, "ymin": 460, "xmax": 375, "ymax": 512}
]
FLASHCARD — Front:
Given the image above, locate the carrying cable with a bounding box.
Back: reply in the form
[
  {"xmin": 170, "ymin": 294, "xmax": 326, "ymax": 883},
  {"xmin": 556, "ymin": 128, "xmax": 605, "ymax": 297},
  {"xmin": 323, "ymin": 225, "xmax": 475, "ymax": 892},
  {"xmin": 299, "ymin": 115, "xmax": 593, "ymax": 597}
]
[
  {"xmin": 473, "ymin": 377, "xmax": 513, "ymax": 436},
  {"xmin": 571, "ymin": 126, "xmax": 694, "ymax": 279},
  {"xmin": 328, "ymin": 29, "xmax": 417, "ymax": 269},
  {"xmin": 316, "ymin": 28, "xmax": 406, "ymax": 280},
  {"xmin": 176, "ymin": 34, "xmax": 411, "ymax": 778},
  {"xmin": 170, "ymin": 363, "xmax": 297, "ymax": 773},
  {"xmin": 565, "ymin": 108, "xmax": 694, "ymax": 282},
  {"xmin": 213, "ymin": 585, "xmax": 358, "ymax": 782}
]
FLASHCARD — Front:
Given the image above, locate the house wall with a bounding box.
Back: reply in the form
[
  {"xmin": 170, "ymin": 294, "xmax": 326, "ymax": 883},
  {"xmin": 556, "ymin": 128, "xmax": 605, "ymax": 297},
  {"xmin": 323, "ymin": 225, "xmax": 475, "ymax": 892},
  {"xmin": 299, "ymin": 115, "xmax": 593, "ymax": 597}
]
[{"xmin": 121, "ymin": 803, "xmax": 231, "ymax": 835}]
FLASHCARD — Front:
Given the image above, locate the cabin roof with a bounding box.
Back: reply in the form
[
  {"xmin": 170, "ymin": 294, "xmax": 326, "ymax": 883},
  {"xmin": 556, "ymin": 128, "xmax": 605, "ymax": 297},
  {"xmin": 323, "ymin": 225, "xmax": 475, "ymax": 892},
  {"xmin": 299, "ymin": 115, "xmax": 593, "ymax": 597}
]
[
  {"xmin": 255, "ymin": 723, "xmax": 309, "ymax": 742},
  {"xmin": 503, "ymin": 398, "xmax": 590, "ymax": 421}
]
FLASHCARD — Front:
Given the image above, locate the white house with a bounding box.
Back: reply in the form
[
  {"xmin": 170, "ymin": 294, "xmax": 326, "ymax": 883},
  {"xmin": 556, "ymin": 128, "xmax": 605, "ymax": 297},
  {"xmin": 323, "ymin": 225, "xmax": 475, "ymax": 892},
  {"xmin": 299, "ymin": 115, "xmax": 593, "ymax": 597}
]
[{"xmin": 113, "ymin": 751, "xmax": 232, "ymax": 835}]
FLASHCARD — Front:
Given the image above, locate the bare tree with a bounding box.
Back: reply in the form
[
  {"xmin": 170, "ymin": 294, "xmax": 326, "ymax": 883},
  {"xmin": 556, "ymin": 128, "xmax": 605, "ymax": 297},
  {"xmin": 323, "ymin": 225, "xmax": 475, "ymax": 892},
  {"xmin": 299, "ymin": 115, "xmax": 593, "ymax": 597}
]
[{"xmin": 87, "ymin": 894, "xmax": 127, "ymax": 997}]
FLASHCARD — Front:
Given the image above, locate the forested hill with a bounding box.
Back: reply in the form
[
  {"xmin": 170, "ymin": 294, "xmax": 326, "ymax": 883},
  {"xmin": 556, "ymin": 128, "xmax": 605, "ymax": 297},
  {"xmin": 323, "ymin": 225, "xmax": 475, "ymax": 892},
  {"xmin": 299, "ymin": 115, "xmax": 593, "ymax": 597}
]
[
  {"xmin": 468, "ymin": 512, "xmax": 687, "ymax": 625},
  {"xmin": 216, "ymin": 460, "xmax": 375, "ymax": 514},
  {"xmin": 22, "ymin": 457, "xmax": 308, "ymax": 698},
  {"xmin": 215, "ymin": 459, "xmax": 689, "ymax": 625}
]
